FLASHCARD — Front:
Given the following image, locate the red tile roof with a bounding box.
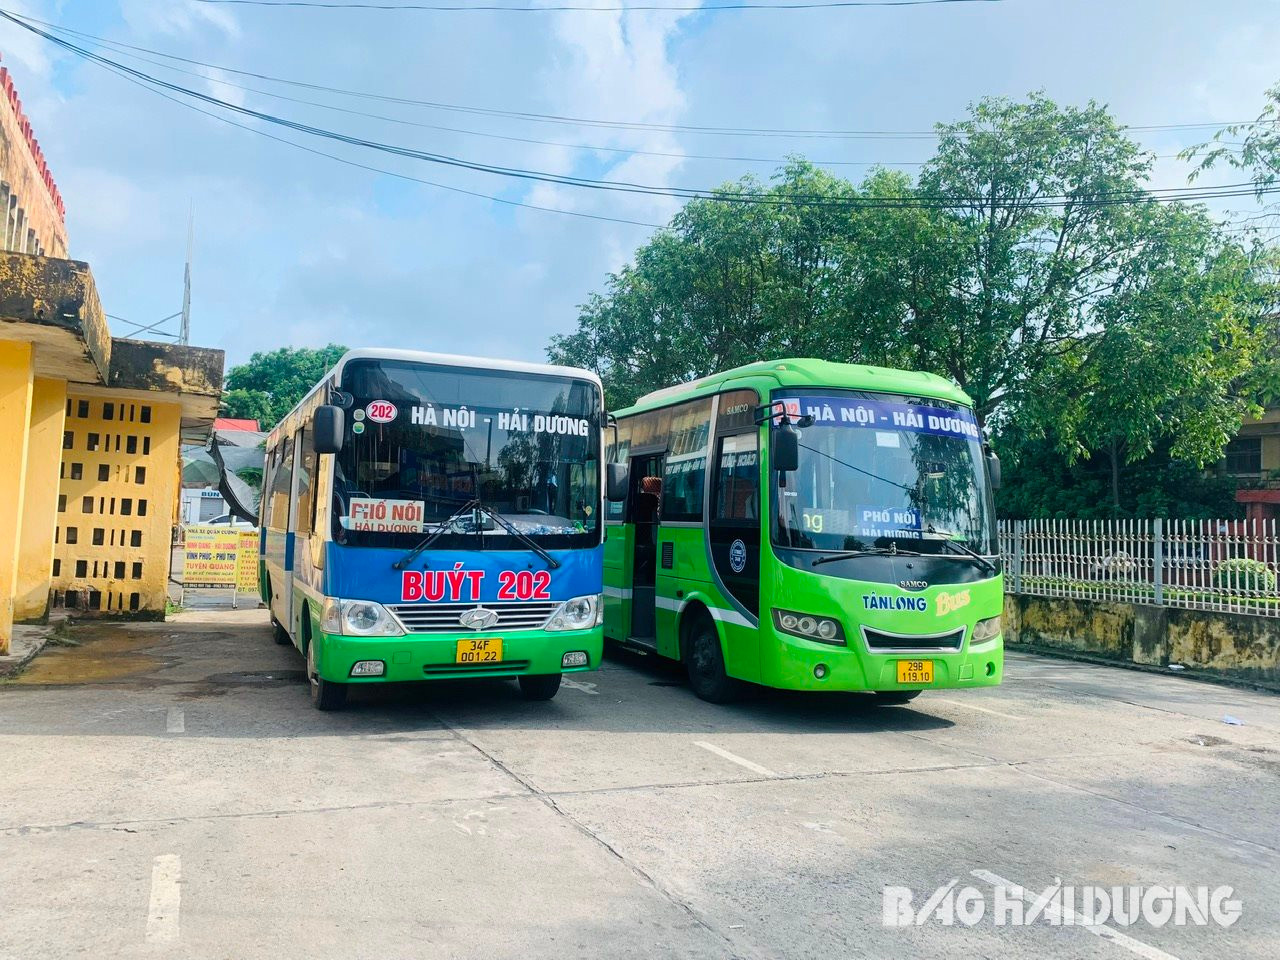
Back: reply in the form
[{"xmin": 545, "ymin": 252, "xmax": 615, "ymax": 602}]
[{"xmin": 214, "ymin": 417, "xmax": 261, "ymax": 432}]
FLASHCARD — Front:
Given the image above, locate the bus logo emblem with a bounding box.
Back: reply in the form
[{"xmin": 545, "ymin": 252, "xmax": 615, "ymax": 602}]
[
  {"xmin": 366, "ymin": 400, "xmax": 398, "ymax": 423},
  {"xmin": 729, "ymin": 539, "xmax": 747, "ymax": 573},
  {"xmin": 899, "ymin": 580, "xmax": 928, "ymax": 591},
  {"xmin": 459, "ymin": 606, "xmax": 500, "ymax": 631}
]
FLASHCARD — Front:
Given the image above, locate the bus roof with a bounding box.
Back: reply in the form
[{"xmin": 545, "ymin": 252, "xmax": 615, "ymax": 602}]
[
  {"xmin": 267, "ymin": 348, "xmax": 603, "ymax": 445},
  {"xmin": 619, "ymin": 358, "xmax": 971, "ymax": 417}
]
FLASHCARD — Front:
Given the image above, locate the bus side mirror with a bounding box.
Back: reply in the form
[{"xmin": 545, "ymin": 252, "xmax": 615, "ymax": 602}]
[
  {"xmin": 773, "ymin": 423, "xmax": 799, "ymax": 474},
  {"xmin": 314, "ymin": 405, "xmax": 345, "ymax": 455},
  {"xmin": 985, "ymin": 447, "xmax": 1002, "ymax": 490},
  {"xmin": 606, "ymin": 462, "xmax": 629, "ymax": 503}
]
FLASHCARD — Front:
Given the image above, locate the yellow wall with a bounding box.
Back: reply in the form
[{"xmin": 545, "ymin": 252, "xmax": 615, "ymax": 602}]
[
  {"xmin": 50, "ymin": 391, "xmax": 181, "ymax": 617},
  {"xmin": 0, "ymin": 341, "xmax": 34, "ymax": 652},
  {"xmin": 14, "ymin": 377, "xmax": 66, "ymax": 621}
]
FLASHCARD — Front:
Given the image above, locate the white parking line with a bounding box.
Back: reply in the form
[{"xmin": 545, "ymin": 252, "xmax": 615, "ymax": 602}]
[
  {"xmin": 971, "ymin": 870, "xmax": 1180, "ymax": 960},
  {"xmin": 561, "ymin": 678, "xmax": 599, "ymax": 695},
  {"xmin": 146, "ymin": 854, "xmax": 181, "ymax": 943},
  {"xmin": 165, "ymin": 707, "xmax": 185, "ymax": 734},
  {"xmin": 933, "ymin": 698, "xmax": 1025, "ymax": 721},
  {"xmin": 693, "ymin": 741, "xmax": 777, "ymax": 777}
]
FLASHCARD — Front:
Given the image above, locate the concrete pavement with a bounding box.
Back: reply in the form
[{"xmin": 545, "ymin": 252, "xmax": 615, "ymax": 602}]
[{"xmin": 1, "ymin": 610, "xmax": 1277, "ymax": 959}]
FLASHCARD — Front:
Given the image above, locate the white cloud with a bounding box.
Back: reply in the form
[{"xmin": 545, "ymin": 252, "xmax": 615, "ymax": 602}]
[{"xmin": 119, "ymin": 0, "xmax": 239, "ymax": 39}]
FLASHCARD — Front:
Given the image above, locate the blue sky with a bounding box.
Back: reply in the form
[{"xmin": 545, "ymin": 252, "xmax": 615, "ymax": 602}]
[{"xmin": 1, "ymin": 0, "xmax": 1277, "ymax": 370}]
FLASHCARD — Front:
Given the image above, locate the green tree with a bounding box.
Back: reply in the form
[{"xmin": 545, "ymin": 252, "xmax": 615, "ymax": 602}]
[{"xmin": 223, "ymin": 344, "xmax": 347, "ymax": 429}]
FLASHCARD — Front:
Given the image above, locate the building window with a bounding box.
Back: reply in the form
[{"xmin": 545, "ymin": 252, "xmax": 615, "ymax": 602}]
[
  {"xmin": 92, "ymin": 528, "xmax": 105, "ymax": 546},
  {"xmin": 140, "ymin": 406, "xmax": 152, "ymax": 424},
  {"xmin": 121, "ymin": 499, "xmax": 132, "ymax": 516},
  {"xmin": 75, "ymin": 560, "xmax": 87, "ymax": 578},
  {"xmin": 70, "ymin": 462, "xmax": 82, "ymax": 480},
  {"xmin": 65, "ymin": 527, "xmax": 78, "ymax": 545},
  {"xmin": 130, "ymin": 530, "xmax": 142, "ymax": 547},
  {"xmin": 114, "ymin": 561, "xmax": 125, "ymax": 579},
  {"xmin": 131, "ymin": 562, "xmax": 143, "ymax": 579},
  {"xmin": 63, "ymin": 431, "xmax": 73, "ymax": 450},
  {"xmin": 77, "ymin": 399, "xmax": 89, "ymax": 418},
  {"xmin": 87, "ymin": 433, "xmax": 100, "ymax": 451},
  {"xmin": 98, "ymin": 464, "xmax": 110, "ymax": 482},
  {"xmin": 135, "ymin": 466, "xmax": 146, "ymax": 484},
  {"xmin": 129, "ymin": 593, "xmax": 140, "ymax": 611},
  {"xmin": 126, "ymin": 436, "xmax": 138, "ymax": 455},
  {"xmin": 138, "ymin": 499, "xmax": 148, "ymax": 517},
  {"xmin": 52, "ymin": 559, "xmax": 61, "ymax": 577},
  {"xmin": 1225, "ymin": 437, "xmax": 1263, "ymax": 476},
  {"xmin": 103, "ymin": 402, "xmax": 114, "ymax": 421},
  {"xmin": 143, "ymin": 436, "xmax": 151, "ymax": 455},
  {"xmin": 57, "ymin": 495, "xmax": 66, "ymax": 512},
  {"xmin": 81, "ymin": 496, "xmax": 93, "ymax": 513}
]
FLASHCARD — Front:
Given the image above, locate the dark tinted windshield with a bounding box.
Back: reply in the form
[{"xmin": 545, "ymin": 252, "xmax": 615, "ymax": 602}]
[
  {"xmin": 772, "ymin": 391, "xmax": 996, "ymax": 555},
  {"xmin": 334, "ymin": 359, "xmax": 602, "ymax": 549}
]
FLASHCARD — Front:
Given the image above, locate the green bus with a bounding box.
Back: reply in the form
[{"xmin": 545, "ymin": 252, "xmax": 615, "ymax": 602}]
[{"xmin": 602, "ymin": 358, "xmax": 1004, "ymax": 703}]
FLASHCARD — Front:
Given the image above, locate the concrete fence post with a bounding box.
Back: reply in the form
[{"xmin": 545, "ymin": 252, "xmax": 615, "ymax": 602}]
[{"xmin": 1152, "ymin": 518, "xmax": 1164, "ymax": 606}]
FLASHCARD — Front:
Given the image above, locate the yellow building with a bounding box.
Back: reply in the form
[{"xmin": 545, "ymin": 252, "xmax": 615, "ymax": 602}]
[
  {"xmin": 1228, "ymin": 407, "xmax": 1280, "ymax": 523},
  {"xmin": 0, "ymin": 254, "xmax": 223, "ymax": 652}
]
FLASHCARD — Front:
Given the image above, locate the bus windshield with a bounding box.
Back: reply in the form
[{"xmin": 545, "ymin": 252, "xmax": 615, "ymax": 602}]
[
  {"xmin": 772, "ymin": 391, "xmax": 997, "ymax": 556},
  {"xmin": 334, "ymin": 358, "xmax": 602, "ymax": 550}
]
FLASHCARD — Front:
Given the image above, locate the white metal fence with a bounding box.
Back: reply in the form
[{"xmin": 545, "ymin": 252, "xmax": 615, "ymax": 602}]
[{"xmin": 998, "ymin": 518, "xmax": 1280, "ymax": 617}]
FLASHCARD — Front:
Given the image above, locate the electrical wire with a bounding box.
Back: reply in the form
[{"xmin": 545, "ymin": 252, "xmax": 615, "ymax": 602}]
[
  {"xmin": 10, "ymin": 8, "xmax": 1278, "ymax": 143},
  {"xmin": 194, "ymin": 0, "xmax": 1010, "ymax": 11},
  {"xmin": 54, "ymin": 21, "xmax": 1239, "ymax": 171},
  {"xmin": 6, "ymin": 11, "xmax": 1275, "ymax": 213}
]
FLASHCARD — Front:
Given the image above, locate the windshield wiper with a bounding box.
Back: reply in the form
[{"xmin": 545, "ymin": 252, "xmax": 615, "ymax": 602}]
[
  {"xmin": 926, "ymin": 526, "xmax": 998, "ymax": 574},
  {"xmin": 812, "ymin": 546, "xmax": 925, "ymax": 567},
  {"xmin": 392, "ymin": 499, "xmax": 479, "ymax": 570},
  {"xmin": 472, "ymin": 501, "xmax": 561, "ymax": 570}
]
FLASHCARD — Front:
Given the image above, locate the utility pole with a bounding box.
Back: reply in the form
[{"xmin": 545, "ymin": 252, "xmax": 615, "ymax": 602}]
[{"xmin": 180, "ymin": 205, "xmax": 193, "ymax": 345}]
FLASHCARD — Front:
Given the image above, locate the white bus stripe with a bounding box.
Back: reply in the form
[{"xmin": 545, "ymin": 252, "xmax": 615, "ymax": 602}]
[{"xmin": 694, "ymin": 741, "xmax": 777, "ymax": 777}]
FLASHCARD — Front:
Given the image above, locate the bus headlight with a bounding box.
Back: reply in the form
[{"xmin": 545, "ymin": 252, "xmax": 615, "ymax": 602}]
[
  {"xmin": 772, "ymin": 608, "xmax": 846, "ymax": 645},
  {"xmin": 546, "ymin": 595, "xmax": 601, "ymax": 631},
  {"xmin": 321, "ymin": 598, "xmax": 405, "ymax": 637},
  {"xmin": 971, "ymin": 616, "xmax": 1002, "ymax": 645}
]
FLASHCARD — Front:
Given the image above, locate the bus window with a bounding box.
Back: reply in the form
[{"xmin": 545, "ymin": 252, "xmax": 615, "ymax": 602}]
[
  {"xmin": 268, "ymin": 437, "xmax": 295, "ymax": 533},
  {"xmin": 294, "ymin": 428, "xmax": 316, "ymax": 536},
  {"xmin": 662, "ymin": 399, "xmax": 712, "ymax": 523},
  {"xmin": 714, "ymin": 433, "xmax": 759, "ymax": 521}
]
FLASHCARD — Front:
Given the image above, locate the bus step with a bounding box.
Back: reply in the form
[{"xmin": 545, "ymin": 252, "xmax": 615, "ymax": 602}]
[{"xmin": 619, "ymin": 636, "xmax": 657, "ymax": 654}]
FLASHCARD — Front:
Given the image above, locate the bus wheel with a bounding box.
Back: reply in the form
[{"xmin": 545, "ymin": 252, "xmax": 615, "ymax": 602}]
[
  {"xmin": 307, "ymin": 641, "xmax": 348, "ymax": 711},
  {"xmin": 270, "ymin": 618, "xmax": 291, "ymax": 646},
  {"xmin": 686, "ymin": 615, "xmax": 741, "ymax": 704},
  {"xmin": 874, "ymin": 690, "xmax": 921, "ymax": 705},
  {"xmin": 518, "ymin": 674, "xmax": 562, "ymax": 701}
]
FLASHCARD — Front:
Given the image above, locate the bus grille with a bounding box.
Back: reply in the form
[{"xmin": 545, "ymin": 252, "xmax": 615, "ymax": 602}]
[
  {"xmin": 423, "ymin": 661, "xmax": 531, "ymax": 676},
  {"xmin": 861, "ymin": 626, "xmax": 966, "ymax": 652},
  {"xmin": 389, "ymin": 601, "xmax": 560, "ymax": 634}
]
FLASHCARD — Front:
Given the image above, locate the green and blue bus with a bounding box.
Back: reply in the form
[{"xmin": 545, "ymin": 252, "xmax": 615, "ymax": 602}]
[
  {"xmin": 260, "ymin": 349, "xmax": 608, "ymax": 710},
  {"xmin": 602, "ymin": 358, "xmax": 1004, "ymax": 704}
]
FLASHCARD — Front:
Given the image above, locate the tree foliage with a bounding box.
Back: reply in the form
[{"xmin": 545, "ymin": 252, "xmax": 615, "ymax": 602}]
[
  {"xmin": 550, "ymin": 93, "xmax": 1280, "ymax": 517},
  {"xmin": 223, "ymin": 344, "xmax": 348, "ymax": 429}
]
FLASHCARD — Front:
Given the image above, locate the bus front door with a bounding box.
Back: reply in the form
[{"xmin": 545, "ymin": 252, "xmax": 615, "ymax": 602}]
[{"xmin": 628, "ymin": 454, "xmax": 663, "ymax": 642}]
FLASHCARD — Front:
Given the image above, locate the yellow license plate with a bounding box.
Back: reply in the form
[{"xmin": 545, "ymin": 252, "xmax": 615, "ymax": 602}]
[
  {"xmin": 896, "ymin": 659, "xmax": 934, "ymax": 684},
  {"xmin": 456, "ymin": 638, "xmax": 503, "ymax": 664}
]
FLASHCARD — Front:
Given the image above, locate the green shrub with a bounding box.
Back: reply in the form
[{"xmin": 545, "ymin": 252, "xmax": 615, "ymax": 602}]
[{"xmin": 1212, "ymin": 558, "xmax": 1278, "ymax": 594}]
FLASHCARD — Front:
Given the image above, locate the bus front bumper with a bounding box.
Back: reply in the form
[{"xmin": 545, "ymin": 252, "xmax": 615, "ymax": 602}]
[
  {"xmin": 312, "ymin": 627, "xmax": 604, "ymax": 684},
  {"xmin": 763, "ymin": 634, "xmax": 1005, "ymax": 692}
]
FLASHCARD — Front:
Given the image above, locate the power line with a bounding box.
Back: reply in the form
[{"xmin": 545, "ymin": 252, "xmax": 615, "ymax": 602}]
[
  {"xmin": 11, "ymin": 8, "xmax": 1278, "ymax": 143},
  {"xmin": 5, "ymin": 12, "xmax": 1275, "ymax": 213},
  {"xmin": 54, "ymin": 22, "xmax": 1239, "ymax": 171},
  {"xmin": 194, "ymin": 0, "xmax": 1010, "ymax": 11}
]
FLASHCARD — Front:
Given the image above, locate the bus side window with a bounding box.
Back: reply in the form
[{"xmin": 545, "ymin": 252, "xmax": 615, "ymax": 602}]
[
  {"xmin": 714, "ymin": 434, "xmax": 759, "ymax": 521},
  {"xmin": 268, "ymin": 438, "xmax": 295, "ymax": 532},
  {"xmin": 295, "ymin": 428, "xmax": 316, "ymax": 537}
]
